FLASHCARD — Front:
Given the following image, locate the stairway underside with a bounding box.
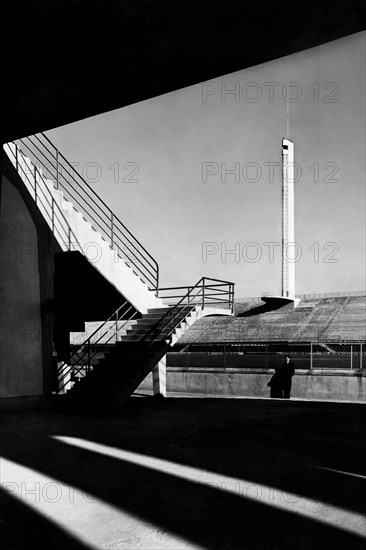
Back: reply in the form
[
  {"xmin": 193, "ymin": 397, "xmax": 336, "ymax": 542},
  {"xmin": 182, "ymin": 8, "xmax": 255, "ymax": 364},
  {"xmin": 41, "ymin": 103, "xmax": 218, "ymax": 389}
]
[{"xmin": 56, "ymin": 306, "xmax": 232, "ymax": 412}]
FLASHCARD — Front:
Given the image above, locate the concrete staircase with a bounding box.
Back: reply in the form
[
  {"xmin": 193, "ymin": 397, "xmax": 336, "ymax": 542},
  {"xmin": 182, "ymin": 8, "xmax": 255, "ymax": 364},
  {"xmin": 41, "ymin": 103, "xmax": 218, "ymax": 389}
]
[
  {"xmin": 4, "ymin": 135, "xmax": 235, "ymax": 411},
  {"xmin": 59, "ymin": 304, "xmax": 230, "ymax": 411}
]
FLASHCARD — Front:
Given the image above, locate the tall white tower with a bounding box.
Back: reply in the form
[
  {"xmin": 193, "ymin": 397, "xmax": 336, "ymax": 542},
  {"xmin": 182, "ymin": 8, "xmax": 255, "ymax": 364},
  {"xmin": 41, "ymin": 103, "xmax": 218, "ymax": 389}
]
[{"xmin": 281, "ymin": 138, "xmax": 295, "ymax": 299}]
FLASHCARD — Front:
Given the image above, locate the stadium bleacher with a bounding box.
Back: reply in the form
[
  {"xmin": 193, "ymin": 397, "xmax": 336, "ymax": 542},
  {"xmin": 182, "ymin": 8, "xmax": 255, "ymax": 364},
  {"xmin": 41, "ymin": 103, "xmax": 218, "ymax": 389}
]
[{"xmin": 177, "ymin": 292, "xmax": 366, "ymax": 345}]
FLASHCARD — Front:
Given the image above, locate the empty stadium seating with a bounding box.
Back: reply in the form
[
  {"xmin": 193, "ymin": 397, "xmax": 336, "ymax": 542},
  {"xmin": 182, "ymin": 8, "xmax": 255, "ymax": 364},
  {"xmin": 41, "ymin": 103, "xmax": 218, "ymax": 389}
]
[{"xmin": 177, "ymin": 294, "xmax": 366, "ymax": 345}]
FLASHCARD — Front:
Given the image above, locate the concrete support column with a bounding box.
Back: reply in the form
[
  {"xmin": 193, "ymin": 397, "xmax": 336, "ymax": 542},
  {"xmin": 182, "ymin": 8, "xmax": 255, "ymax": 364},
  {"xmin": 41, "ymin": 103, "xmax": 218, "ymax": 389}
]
[
  {"xmin": 153, "ymin": 355, "xmax": 166, "ymax": 397},
  {"xmin": 58, "ymin": 362, "xmax": 72, "ymax": 394}
]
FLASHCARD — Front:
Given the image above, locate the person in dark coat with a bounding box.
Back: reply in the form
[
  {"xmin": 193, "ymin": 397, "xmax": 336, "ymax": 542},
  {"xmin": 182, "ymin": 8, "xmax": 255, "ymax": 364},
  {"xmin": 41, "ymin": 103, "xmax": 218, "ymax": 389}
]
[
  {"xmin": 268, "ymin": 355, "xmax": 295, "ymax": 398},
  {"xmin": 281, "ymin": 355, "xmax": 295, "ymax": 398}
]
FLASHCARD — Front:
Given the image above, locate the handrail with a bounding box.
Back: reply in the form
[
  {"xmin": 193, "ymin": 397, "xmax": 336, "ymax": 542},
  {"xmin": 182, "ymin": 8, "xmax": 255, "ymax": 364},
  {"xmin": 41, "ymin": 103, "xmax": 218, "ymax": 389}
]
[
  {"xmin": 3, "ymin": 142, "xmax": 83, "ymax": 254},
  {"xmin": 57, "ymin": 277, "xmax": 234, "ymax": 393},
  {"xmin": 144, "ymin": 277, "xmax": 235, "ymax": 344},
  {"xmin": 14, "ymin": 132, "xmax": 159, "ymax": 292},
  {"xmin": 57, "ymin": 300, "xmax": 140, "ymax": 392}
]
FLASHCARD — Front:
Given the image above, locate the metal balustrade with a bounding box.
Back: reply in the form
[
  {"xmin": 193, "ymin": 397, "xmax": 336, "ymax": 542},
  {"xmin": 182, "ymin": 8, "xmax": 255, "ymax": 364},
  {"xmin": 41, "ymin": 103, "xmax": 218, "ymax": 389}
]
[
  {"xmin": 57, "ymin": 277, "xmax": 235, "ymax": 393},
  {"xmin": 4, "ymin": 142, "xmax": 82, "ymax": 254},
  {"xmin": 57, "ymin": 300, "xmax": 140, "ymax": 393},
  {"xmin": 12, "ymin": 132, "xmax": 159, "ymax": 292}
]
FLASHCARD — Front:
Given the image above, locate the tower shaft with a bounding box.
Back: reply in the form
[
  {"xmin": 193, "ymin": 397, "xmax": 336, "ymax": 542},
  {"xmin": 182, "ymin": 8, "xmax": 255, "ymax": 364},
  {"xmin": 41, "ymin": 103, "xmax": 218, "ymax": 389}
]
[{"xmin": 282, "ymin": 138, "xmax": 295, "ymax": 298}]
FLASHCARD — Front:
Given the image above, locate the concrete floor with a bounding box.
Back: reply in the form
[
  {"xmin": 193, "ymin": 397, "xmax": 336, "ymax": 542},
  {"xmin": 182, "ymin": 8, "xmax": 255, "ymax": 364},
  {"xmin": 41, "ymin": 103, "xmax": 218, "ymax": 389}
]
[{"xmin": 0, "ymin": 397, "xmax": 365, "ymax": 549}]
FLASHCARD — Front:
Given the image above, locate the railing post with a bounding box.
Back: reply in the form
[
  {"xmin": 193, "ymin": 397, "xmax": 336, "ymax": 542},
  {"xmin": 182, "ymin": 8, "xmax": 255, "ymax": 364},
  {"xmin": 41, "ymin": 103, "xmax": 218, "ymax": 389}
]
[
  {"xmin": 87, "ymin": 340, "xmax": 91, "ymax": 373},
  {"xmin": 34, "ymin": 165, "xmax": 37, "ymax": 204},
  {"xmin": 155, "ymin": 265, "xmax": 159, "ymax": 296},
  {"xmin": 115, "ymin": 310, "xmax": 118, "ymax": 341},
  {"xmin": 55, "ymin": 149, "xmax": 59, "ymax": 189},
  {"xmin": 15, "ymin": 145, "xmax": 18, "ymax": 170},
  {"xmin": 111, "ymin": 212, "xmax": 114, "ymax": 248},
  {"xmin": 202, "ymin": 278, "xmax": 205, "ymax": 310}
]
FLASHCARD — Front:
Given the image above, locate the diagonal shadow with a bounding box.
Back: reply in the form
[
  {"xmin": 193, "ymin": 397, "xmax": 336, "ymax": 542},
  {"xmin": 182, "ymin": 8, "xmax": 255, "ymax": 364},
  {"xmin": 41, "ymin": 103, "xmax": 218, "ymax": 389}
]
[
  {"xmin": 0, "ymin": 486, "xmax": 91, "ymax": 550},
  {"xmin": 54, "ymin": 397, "xmax": 366, "ymax": 515},
  {"xmin": 1, "ymin": 436, "xmax": 365, "ymax": 550},
  {"xmin": 0, "ymin": 398, "xmax": 365, "ymax": 549}
]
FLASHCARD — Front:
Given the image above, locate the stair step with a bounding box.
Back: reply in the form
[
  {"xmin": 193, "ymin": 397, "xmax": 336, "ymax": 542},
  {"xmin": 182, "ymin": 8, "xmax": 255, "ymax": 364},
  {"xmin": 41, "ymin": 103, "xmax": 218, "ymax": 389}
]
[{"xmin": 133, "ymin": 314, "xmax": 188, "ymax": 325}]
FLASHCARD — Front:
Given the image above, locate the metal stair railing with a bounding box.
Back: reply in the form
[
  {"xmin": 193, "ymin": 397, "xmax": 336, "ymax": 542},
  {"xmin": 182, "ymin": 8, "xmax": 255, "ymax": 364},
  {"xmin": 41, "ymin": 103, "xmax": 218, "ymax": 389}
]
[
  {"xmin": 141, "ymin": 277, "xmax": 235, "ymax": 344},
  {"xmin": 12, "ymin": 132, "xmax": 159, "ymax": 292},
  {"xmin": 57, "ymin": 277, "xmax": 234, "ymax": 394},
  {"xmin": 57, "ymin": 300, "xmax": 139, "ymax": 393},
  {"xmin": 3, "ymin": 142, "xmax": 83, "ymax": 254}
]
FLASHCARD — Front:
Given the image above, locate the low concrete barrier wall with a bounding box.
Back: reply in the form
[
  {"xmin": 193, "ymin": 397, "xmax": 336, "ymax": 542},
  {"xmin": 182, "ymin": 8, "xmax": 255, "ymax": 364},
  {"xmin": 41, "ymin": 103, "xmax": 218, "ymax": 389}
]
[{"xmin": 137, "ymin": 355, "xmax": 366, "ymax": 402}]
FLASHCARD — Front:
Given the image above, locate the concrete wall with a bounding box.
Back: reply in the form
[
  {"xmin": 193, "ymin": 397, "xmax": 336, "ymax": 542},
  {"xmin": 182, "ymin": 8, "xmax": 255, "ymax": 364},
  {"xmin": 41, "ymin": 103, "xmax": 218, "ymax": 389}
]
[
  {"xmin": 0, "ymin": 174, "xmax": 43, "ymax": 398},
  {"xmin": 0, "ymin": 155, "xmax": 58, "ymax": 408},
  {"xmin": 137, "ymin": 356, "xmax": 366, "ymax": 402}
]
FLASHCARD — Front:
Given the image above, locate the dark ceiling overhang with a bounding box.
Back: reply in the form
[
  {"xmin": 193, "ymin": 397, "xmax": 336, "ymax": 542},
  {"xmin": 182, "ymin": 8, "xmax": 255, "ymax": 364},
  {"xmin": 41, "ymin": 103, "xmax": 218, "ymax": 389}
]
[{"xmin": 1, "ymin": 0, "xmax": 365, "ymax": 142}]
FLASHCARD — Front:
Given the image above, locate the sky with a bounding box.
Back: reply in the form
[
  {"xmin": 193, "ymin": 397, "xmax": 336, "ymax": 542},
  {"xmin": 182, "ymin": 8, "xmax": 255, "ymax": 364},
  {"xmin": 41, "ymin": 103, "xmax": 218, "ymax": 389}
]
[{"xmin": 46, "ymin": 31, "xmax": 365, "ymax": 298}]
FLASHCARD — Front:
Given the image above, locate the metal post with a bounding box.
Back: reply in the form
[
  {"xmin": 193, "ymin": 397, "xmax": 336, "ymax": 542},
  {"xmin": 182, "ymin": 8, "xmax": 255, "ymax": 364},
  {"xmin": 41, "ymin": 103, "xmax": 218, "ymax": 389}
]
[
  {"xmin": 350, "ymin": 344, "xmax": 353, "ymax": 370},
  {"xmin": 360, "ymin": 343, "xmax": 363, "ymax": 371},
  {"xmin": 51, "ymin": 199, "xmax": 54, "ymax": 231},
  {"xmin": 34, "ymin": 165, "xmax": 37, "ymax": 203},
  {"xmin": 111, "ymin": 212, "xmax": 114, "ymax": 248},
  {"xmin": 310, "ymin": 342, "xmax": 313, "ymax": 369},
  {"xmin": 202, "ymin": 278, "xmax": 205, "ymax": 310},
  {"xmin": 55, "ymin": 149, "xmax": 59, "ymax": 189},
  {"xmin": 115, "ymin": 310, "xmax": 118, "ymax": 341},
  {"xmin": 15, "ymin": 145, "xmax": 18, "ymax": 170},
  {"xmin": 87, "ymin": 340, "xmax": 91, "ymax": 373},
  {"xmin": 265, "ymin": 343, "xmax": 268, "ymax": 369}
]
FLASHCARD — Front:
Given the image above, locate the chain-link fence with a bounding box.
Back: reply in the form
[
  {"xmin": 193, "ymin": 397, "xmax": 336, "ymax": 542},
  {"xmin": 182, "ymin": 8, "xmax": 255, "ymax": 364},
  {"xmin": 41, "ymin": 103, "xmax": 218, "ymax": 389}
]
[
  {"xmin": 310, "ymin": 342, "xmax": 364, "ymax": 369},
  {"xmin": 169, "ymin": 342, "xmax": 365, "ymax": 370}
]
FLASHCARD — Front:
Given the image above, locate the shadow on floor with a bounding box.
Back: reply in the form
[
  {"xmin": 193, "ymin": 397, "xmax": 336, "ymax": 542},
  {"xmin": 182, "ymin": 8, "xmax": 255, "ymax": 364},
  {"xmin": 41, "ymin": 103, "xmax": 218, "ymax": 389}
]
[{"xmin": 0, "ymin": 398, "xmax": 365, "ymax": 549}]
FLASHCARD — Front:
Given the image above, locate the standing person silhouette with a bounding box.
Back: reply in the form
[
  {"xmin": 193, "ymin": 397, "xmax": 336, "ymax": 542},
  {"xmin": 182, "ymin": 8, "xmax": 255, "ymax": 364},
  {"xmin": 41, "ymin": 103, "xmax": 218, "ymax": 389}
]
[
  {"xmin": 268, "ymin": 355, "xmax": 295, "ymax": 398},
  {"xmin": 280, "ymin": 355, "xmax": 295, "ymax": 398}
]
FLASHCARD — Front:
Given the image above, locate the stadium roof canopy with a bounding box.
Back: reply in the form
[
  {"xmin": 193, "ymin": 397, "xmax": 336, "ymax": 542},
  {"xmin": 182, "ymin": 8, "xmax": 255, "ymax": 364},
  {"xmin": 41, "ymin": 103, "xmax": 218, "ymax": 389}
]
[{"xmin": 1, "ymin": 0, "xmax": 364, "ymax": 142}]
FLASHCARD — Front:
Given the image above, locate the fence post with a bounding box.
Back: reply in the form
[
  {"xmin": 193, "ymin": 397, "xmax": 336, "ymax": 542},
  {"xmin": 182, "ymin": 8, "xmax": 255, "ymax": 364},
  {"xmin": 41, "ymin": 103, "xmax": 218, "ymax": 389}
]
[
  {"xmin": 265, "ymin": 344, "xmax": 268, "ymax": 369},
  {"xmin": 310, "ymin": 342, "xmax": 313, "ymax": 370},
  {"xmin": 350, "ymin": 344, "xmax": 353, "ymax": 370},
  {"xmin": 361, "ymin": 343, "xmax": 363, "ymax": 371}
]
